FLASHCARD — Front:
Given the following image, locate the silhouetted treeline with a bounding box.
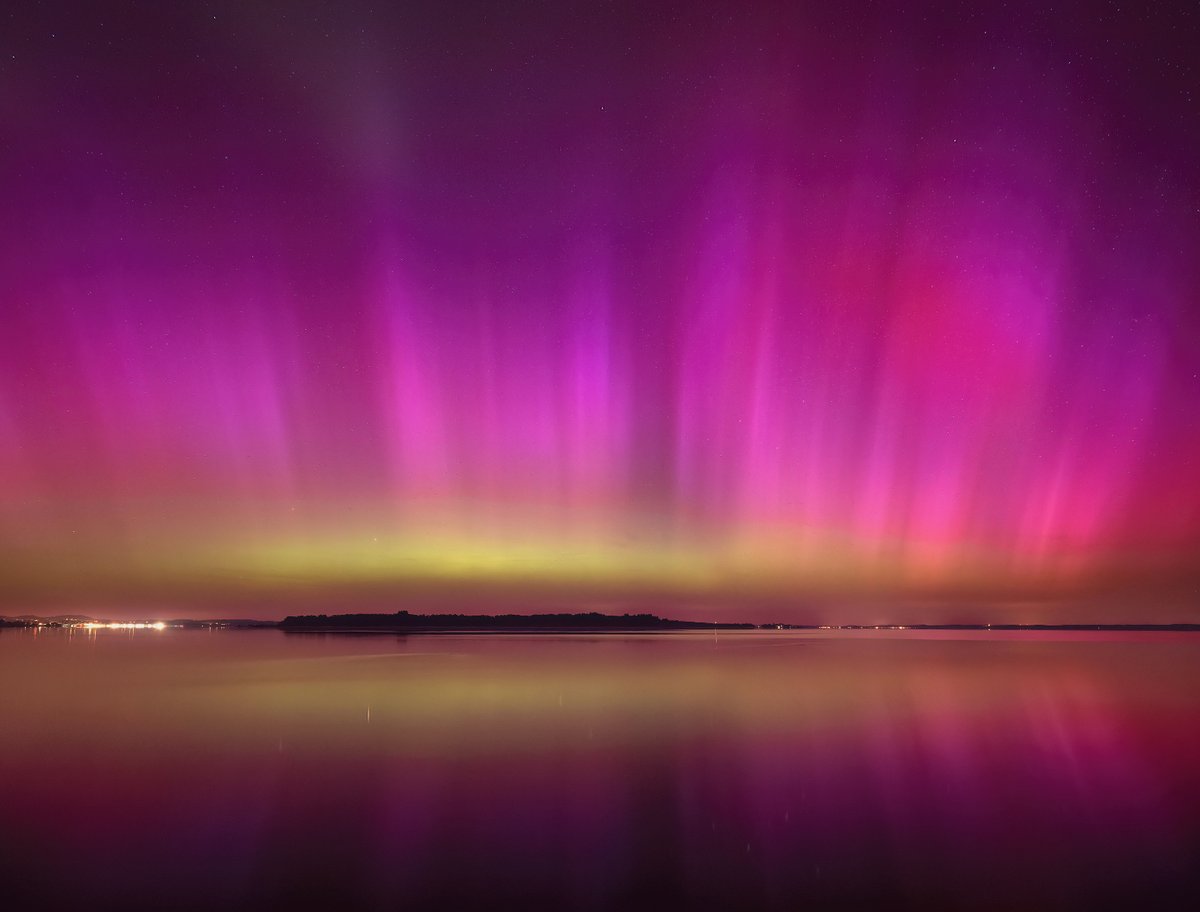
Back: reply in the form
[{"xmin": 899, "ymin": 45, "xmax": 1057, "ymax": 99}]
[{"xmin": 278, "ymin": 610, "xmax": 756, "ymax": 632}]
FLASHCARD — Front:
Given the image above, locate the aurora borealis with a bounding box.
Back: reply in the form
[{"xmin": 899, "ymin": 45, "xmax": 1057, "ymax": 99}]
[{"xmin": 2, "ymin": 1, "xmax": 1198, "ymax": 619}]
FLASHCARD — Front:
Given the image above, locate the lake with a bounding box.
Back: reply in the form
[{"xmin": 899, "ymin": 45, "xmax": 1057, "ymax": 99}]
[{"xmin": 1, "ymin": 627, "xmax": 1198, "ymax": 910}]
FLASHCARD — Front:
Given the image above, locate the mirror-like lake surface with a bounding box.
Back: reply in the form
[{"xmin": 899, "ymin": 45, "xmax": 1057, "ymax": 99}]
[{"xmin": 2, "ymin": 628, "xmax": 1198, "ymax": 910}]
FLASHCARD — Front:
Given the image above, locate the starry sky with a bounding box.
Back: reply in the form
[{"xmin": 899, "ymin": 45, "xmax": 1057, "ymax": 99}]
[{"xmin": 2, "ymin": 1, "xmax": 1198, "ymax": 621}]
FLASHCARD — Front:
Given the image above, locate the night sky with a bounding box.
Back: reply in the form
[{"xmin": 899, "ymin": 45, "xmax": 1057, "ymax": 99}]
[{"xmin": 2, "ymin": 1, "xmax": 1198, "ymax": 620}]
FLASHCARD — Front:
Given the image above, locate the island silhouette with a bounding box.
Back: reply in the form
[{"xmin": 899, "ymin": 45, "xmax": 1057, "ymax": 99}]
[{"xmin": 278, "ymin": 610, "xmax": 757, "ymax": 632}]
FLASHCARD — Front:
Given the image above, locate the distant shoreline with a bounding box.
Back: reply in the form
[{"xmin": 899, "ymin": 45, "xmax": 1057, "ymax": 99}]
[
  {"xmin": 278, "ymin": 622, "xmax": 1200, "ymax": 634},
  {"xmin": 3, "ymin": 613, "xmax": 1199, "ymax": 633},
  {"xmin": 277, "ymin": 611, "xmax": 757, "ymax": 633}
]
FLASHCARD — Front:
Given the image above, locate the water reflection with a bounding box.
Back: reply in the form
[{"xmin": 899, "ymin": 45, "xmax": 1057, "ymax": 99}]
[{"xmin": 1, "ymin": 629, "xmax": 1197, "ymax": 910}]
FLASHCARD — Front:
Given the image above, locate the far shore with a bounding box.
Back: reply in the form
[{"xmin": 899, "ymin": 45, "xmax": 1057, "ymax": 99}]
[{"xmin": 4, "ymin": 612, "xmax": 1199, "ymax": 633}]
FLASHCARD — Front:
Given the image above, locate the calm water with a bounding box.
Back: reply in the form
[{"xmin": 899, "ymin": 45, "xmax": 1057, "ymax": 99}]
[{"xmin": 1, "ymin": 627, "xmax": 1198, "ymax": 910}]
